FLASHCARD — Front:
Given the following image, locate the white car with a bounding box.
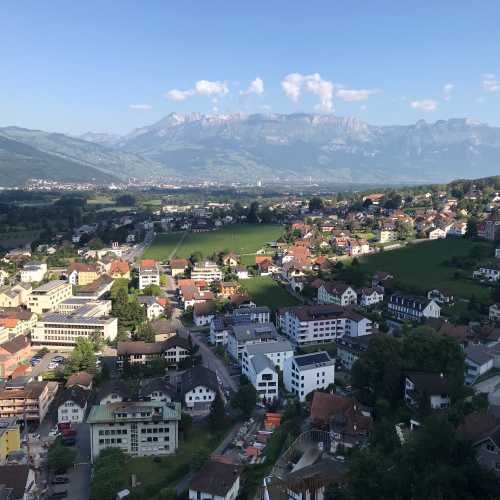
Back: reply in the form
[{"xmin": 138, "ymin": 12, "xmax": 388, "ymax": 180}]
[
  {"xmin": 28, "ymin": 433, "xmax": 40, "ymax": 441},
  {"xmin": 49, "ymin": 427, "xmax": 60, "ymax": 438}
]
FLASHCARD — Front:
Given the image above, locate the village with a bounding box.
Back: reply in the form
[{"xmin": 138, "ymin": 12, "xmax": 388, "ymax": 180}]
[{"xmin": 0, "ymin": 177, "xmax": 498, "ymax": 498}]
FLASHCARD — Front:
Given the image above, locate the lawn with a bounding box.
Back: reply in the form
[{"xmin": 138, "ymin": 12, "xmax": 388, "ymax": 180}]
[
  {"xmin": 242, "ymin": 276, "xmax": 300, "ymax": 311},
  {"xmin": 124, "ymin": 423, "xmax": 225, "ymax": 500},
  {"xmin": 359, "ymin": 238, "xmax": 493, "ymax": 301},
  {"xmin": 143, "ymin": 223, "xmax": 283, "ymax": 261}
]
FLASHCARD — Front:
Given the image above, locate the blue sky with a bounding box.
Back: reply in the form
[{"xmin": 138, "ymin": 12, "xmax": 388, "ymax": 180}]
[{"xmin": 1, "ymin": 1, "xmax": 499, "ymax": 134}]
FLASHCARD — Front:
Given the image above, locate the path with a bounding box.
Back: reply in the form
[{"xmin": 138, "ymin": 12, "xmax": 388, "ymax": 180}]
[{"xmin": 167, "ymin": 231, "xmax": 189, "ymax": 261}]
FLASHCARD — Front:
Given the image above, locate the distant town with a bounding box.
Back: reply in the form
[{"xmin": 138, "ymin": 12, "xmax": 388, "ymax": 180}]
[{"xmin": 0, "ymin": 175, "xmax": 499, "ymax": 499}]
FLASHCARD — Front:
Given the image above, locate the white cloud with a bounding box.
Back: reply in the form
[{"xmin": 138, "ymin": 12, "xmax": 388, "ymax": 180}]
[
  {"xmin": 443, "ymin": 83, "xmax": 455, "ymax": 101},
  {"xmin": 336, "ymin": 88, "xmax": 380, "ymax": 102},
  {"xmin": 129, "ymin": 104, "xmax": 152, "ymax": 110},
  {"xmin": 281, "ymin": 73, "xmax": 333, "ymax": 111},
  {"xmin": 241, "ymin": 77, "xmax": 264, "ymax": 96},
  {"xmin": 410, "ymin": 99, "xmax": 438, "ymax": 112},
  {"xmin": 360, "ymin": 105, "xmax": 367, "ymax": 111},
  {"xmin": 165, "ymin": 89, "xmax": 194, "ymax": 101},
  {"xmin": 482, "ymin": 73, "xmax": 500, "ymax": 92},
  {"xmin": 194, "ymin": 80, "xmax": 229, "ymax": 96}
]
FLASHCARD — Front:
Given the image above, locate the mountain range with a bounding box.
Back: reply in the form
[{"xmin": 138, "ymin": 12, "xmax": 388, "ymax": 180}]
[{"xmin": 1, "ymin": 113, "xmax": 500, "ymax": 186}]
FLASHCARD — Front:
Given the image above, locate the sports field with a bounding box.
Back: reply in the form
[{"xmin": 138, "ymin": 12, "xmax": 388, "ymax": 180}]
[
  {"xmin": 242, "ymin": 276, "xmax": 300, "ymax": 311},
  {"xmin": 360, "ymin": 238, "xmax": 492, "ymax": 301},
  {"xmin": 143, "ymin": 223, "xmax": 283, "ymax": 261}
]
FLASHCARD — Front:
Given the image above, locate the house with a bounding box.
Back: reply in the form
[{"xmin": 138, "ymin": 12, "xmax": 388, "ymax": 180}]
[
  {"xmin": 222, "ymin": 253, "xmax": 240, "ymax": 268},
  {"xmin": 66, "ymin": 371, "xmax": 93, "ymax": 391},
  {"xmin": 20, "ymin": 262, "xmax": 47, "ymax": 284},
  {"xmin": 465, "ymin": 345, "xmax": 495, "ymax": 385},
  {"xmin": 427, "ymin": 227, "xmax": 447, "ymax": 240},
  {"xmin": 117, "ymin": 336, "xmax": 190, "ymax": 368},
  {"xmin": 448, "ymin": 221, "xmax": 467, "ymax": 236},
  {"xmin": 138, "ymin": 260, "xmax": 160, "ymax": 290},
  {"xmin": 388, "ymin": 293, "xmax": 441, "ymax": 321},
  {"xmin": 358, "ymin": 287, "xmax": 384, "ymax": 307},
  {"xmin": 0, "ymin": 336, "xmax": 32, "ymax": 379},
  {"xmin": 403, "ymin": 371, "xmax": 450, "ymax": 410},
  {"xmin": 150, "ymin": 319, "xmax": 178, "ymax": 341},
  {"xmin": 496, "ymin": 248, "xmax": 500, "ymax": 260},
  {"xmin": 457, "ymin": 412, "xmax": 500, "ymax": 475},
  {"xmin": 0, "ymin": 308, "xmax": 37, "ymax": 337},
  {"xmin": 219, "ymin": 282, "xmax": 240, "ymax": 299},
  {"xmin": 242, "ymin": 340, "xmax": 294, "ymax": 373},
  {"xmin": 377, "ymin": 229, "xmax": 398, "ymax": 243},
  {"xmin": 140, "ymin": 377, "xmax": 176, "ymax": 403},
  {"xmin": 87, "ymin": 400, "xmax": 181, "ymax": 462},
  {"xmin": 235, "ymin": 266, "xmax": 249, "ymax": 280},
  {"xmin": 189, "ymin": 460, "xmax": 241, "ymax": 500},
  {"xmin": 371, "ymin": 271, "xmax": 395, "ymax": 290},
  {"xmin": 28, "ymin": 280, "xmax": 72, "ymax": 315},
  {"xmin": 473, "ymin": 266, "xmax": 500, "ymax": 282},
  {"xmin": 67, "ymin": 262, "xmax": 100, "ymax": 286},
  {"xmin": 284, "ymin": 352, "xmax": 335, "ymax": 402},
  {"xmin": 74, "ymin": 274, "xmax": 114, "ymax": 300},
  {"xmin": 347, "ymin": 239, "xmax": 370, "ymax": 257},
  {"xmin": 193, "ymin": 301, "xmax": 217, "ymax": 327},
  {"xmin": 245, "ymin": 354, "xmax": 278, "ymax": 402},
  {"xmin": 0, "ymin": 381, "xmax": 58, "ymax": 423},
  {"xmin": 0, "ymin": 465, "xmax": 36, "ymax": 500},
  {"xmin": 0, "ymin": 418, "xmax": 21, "ymax": 462},
  {"xmin": 427, "ymin": 288, "xmax": 454, "ymax": 305},
  {"xmin": 169, "ymin": 259, "xmax": 190, "ymax": 277},
  {"xmin": 277, "ymin": 305, "xmax": 373, "ymax": 346},
  {"xmin": 317, "ymin": 282, "xmax": 357, "ymax": 307},
  {"xmin": 57, "ymin": 386, "xmax": 91, "ymax": 424},
  {"xmin": 227, "ymin": 322, "xmax": 278, "ymax": 362},
  {"xmin": 96, "ymin": 379, "xmax": 132, "ymax": 405},
  {"xmin": 336, "ymin": 334, "xmax": 378, "ymax": 371},
  {"xmin": 0, "ymin": 270, "xmax": 9, "ymax": 287},
  {"xmin": 109, "ymin": 260, "xmax": 131, "ymax": 280},
  {"xmin": 489, "ymin": 304, "xmax": 500, "ymax": 322},
  {"xmin": 179, "ymin": 366, "xmax": 219, "ymax": 411},
  {"xmin": 137, "ymin": 296, "xmax": 165, "ymax": 320},
  {"xmin": 310, "ymin": 391, "xmax": 372, "ymax": 451},
  {"xmin": 191, "ymin": 261, "xmax": 223, "ymax": 284}
]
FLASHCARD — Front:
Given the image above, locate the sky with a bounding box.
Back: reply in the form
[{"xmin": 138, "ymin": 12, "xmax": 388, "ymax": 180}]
[{"xmin": 1, "ymin": 1, "xmax": 500, "ymax": 134}]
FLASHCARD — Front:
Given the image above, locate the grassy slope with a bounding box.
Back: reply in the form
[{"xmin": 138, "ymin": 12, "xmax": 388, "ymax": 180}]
[
  {"xmin": 359, "ymin": 238, "xmax": 492, "ymax": 300},
  {"xmin": 243, "ymin": 276, "xmax": 300, "ymax": 311},
  {"xmin": 143, "ymin": 223, "xmax": 283, "ymax": 261}
]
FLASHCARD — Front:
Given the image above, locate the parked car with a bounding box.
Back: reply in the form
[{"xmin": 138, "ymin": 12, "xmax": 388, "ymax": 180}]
[
  {"xmin": 49, "ymin": 427, "xmax": 60, "ymax": 438},
  {"xmin": 52, "ymin": 356, "xmax": 64, "ymax": 362},
  {"xmin": 51, "ymin": 476, "xmax": 69, "ymax": 485},
  {"xmin": 28, "ymin": 433, "xmax": 40, "ymax": 441},
  {"xmin": 57, "ymin": 423, "xmax": 71, "ymax": 431}
]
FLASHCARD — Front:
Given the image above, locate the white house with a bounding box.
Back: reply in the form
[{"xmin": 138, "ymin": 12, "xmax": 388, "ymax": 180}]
[
  {"xmin": 388, "ymin": 293, "xmax": 441, "ymax": 321},
  {"xmin": 20, "ymin": 262, "xmax": 47, "ymax": 283},
  {"xmin": 428, "ymin": 228, "xmax": 447, "ymax": 240},
  {"xmin": 465, "ymin": 345, "xmax": 495, "ymax": 385},
  {"xmin": 193, "ymin": 302, "xmax": 216, "ymax": 327},
  {"xmin": 489, "ymin": 303, "xmax": 500, "ymax": 322},
  {"xmin": 473, "ymin": 266, "xmax": 500, "ymax": 282},
  {"xmin": 137, "ymin": 296, "xmax": 165, "ymax": 320},
  {"xmin": 404, "ymin": 372, "xmax": 450, "ymax": 410},
  {"xmin": 245, "ymin": 353, "xmax": 278, "ymax": 402},
  {"xmin": 189, "ymin": 460, "xmax": 240, "ymax": 500},
  {"xmin": 236, "ymin": 267, "xmax": 249, "ymax": 280},
  {"xmin": 180, "ymin": 366, "xmax": 218, "ymax": 411},
  {"xmin": 318, "ymin": 282, "xmax": 357, "ymax": 306},
  {"xmin": 191, "ymin": 261, "xmax": 223, "ymax": 284},
  {"xmin": 284, "ymin": 351, "xmax": 335, "ymax": 402},
  {"xmin": 58, "ymin": 386, "xmax": 90, "ymax": 424},
  {"xmin": 138, "ymin": 260, "xmax": 160, "ymax": 290},
  {"xmin": 242, "ymin": 340, "xmax": 294, "ymax": 373},
  {"xmin": 427, "ymin": 289, "xmax": 454, "ymax": 305},
  {"xmin": 358, "ymin": 287, "xmax": 384, "ymax": 307}
]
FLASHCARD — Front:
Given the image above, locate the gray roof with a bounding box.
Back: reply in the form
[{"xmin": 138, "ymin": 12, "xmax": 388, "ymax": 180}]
[
  {"xmin": 232, "ymin": 322, "xmax": 277, "ymax": 342},
  {"xmin": 251, "ymin": 353, "xmax": 276, "ymax": 373},
  {"xmin": 40, "ymin": 313, "xmax": 115, "ymax": 325},
  {"xmin": 465, "ymin": 344, "xmax": 494, "ymax": 366},
  {"xmin": 246, "ymin": 340, "xmax": 294, "ymax": 357},
  {"xmin": 32, "ymin": 280, "xmax": 68, "ymax": 293}
]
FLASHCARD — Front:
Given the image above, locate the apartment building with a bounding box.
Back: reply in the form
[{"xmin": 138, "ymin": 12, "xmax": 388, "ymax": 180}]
[
  {"xmin": 88, "ymin": 401, "xmax": 181, "ymax": 462},
  {"xmin": 57, "ymin": 386, "xmax": 91, "ymax": 424},
  {"xmin": 28, "ymin": 280, "xmax": 72, "ymax": 315},
  {"xmin": 227, "ymin": 322, "xmax": 278, "ymax": 362},
  {"xmin": 20, "ymin": 262, "xmax": 47, "ymax": 283},
  {"xmin": 0, "ymin": 380, "xmax": 58, "ymax": 423},
  {"xmin": 68, "ymin": 263, "xmax": 100, "ymax": 286},
  {"xmin": 191, "ymin": 261, "xmax": 223, "ymax": 284},
  {"xmin": 0, "ymin": 418, "xmax": 21, "ymax": 462},
  {"xmin": 277, "ymin": 304, "xmax": 373, "ymax": 346},
  {"xmin": 138, "ymin": 260, "xmax": 160, "ymax": 290},
  {"xmin": 31, "ymin": 310, "xmax": 118, "ymax": 350},
  {"xmin": 284, "ymin": 352, "xmax": 335, "ymax": 402},
  {"xmin": 388, "ymin": 293, "xmax": 441, "ymax": 321},
  {"xmin": 244, "ymin": 354, "xmax": 278, "ymax": 402},
  {"xmin": 242, "ymin": 340, "xmax": 294, "ymax": 372},
  {"xmin": 317, "ymin": 281, "xmax": 357, "ymax": 307}
]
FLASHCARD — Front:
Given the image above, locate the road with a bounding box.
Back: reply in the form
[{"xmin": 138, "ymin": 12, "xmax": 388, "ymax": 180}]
[{"xmin": 122, "ymin": 229, "xmax": 154, "ymax": 263}]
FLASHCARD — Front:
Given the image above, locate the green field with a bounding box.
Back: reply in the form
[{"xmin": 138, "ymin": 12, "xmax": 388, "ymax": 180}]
[
  {"xmin": 242, "ymin": 276, "xmax": 300, "ymax": 311},
  {"xmin": 360, "ymin": 238, "xmax": 493, "ymax": 301},
  {"xmin": 143, "ymin": 223, "xmax": 283, "ymax": 261}
]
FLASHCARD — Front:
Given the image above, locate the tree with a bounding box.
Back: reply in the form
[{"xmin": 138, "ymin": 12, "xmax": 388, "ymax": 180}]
[
  {"xmin": 90, "ymin": 448, "xmax": 128, "ymax": 500},
  {"xmin": 209, "ymin": 392, "xmax": 225, "ymax": 431},
  {"xmin": 48, "ymin": 440, "xmax": 76, "ymax": 471},
  {"xmin": 465, "ymin": 216, "xmax": 479, "ymax": 238},
  {"xmin": 141, "ymin": 284, "xmax": 164, "ymax": 297},
  {"xmin": 395, "ymin": 220, "xmax": 414, "ymax": 240},
  {"xmin": 190, "ymin": 251, "xmax": 203, "ymax": 264},
  {"xmin": 134, "ymin": 322, "xmax": 156, "ymax": 342},
  {"xmin": 231, "ymin": 383, "xmax": 257, "ymax": 417},
  {"xmin": 66, "ymin": 338, "xmax": 97, "ymax": 375},
  {"xmin": 247, "ymin": 201, "xmax": 260, "ymax": 223}
]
